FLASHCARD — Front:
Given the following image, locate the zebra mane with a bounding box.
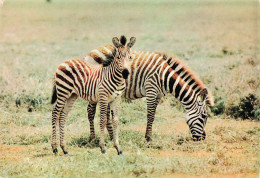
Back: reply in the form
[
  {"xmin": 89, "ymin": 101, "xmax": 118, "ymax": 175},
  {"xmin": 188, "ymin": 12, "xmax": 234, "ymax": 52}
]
[
  {"xmin": 166, "ymin": 57, "xmax": 214, "ymax": 106},
  {"xmin": 84, "ymin": 44, "xmax": 116, "ymax": 67},
  {"xmin": 154, "ymin": 51, "xmax": 168, "ymax": 60}
]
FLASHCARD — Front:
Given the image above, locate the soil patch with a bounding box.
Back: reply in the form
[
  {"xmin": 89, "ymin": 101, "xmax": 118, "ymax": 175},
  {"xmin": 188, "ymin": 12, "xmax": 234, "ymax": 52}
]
[{"xmin": 0, "ymin": 144, "xmax": 28, "ymax": 162}]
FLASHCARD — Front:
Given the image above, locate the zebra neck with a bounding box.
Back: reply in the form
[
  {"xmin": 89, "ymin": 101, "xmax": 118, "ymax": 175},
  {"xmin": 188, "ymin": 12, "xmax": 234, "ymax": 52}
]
[
  {"xmin": 106, "ymin": 58, "xmax": 125, "ymax": 84},
  {"xmin": 182, "ymin": 91, "xmax": 200, "ymax": 110},
  {"xmin": 162, "ymin": 66, "xmax": 201, "ymax": 108}
]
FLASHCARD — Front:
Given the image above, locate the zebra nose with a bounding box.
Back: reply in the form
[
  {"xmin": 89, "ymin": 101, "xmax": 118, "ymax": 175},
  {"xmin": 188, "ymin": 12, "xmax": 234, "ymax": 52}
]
[
  {"xmin": 192, "ymin": 131, "xmax": 206, "ymax": 141},
  {"xmin": 202, "ymin": 130, "xmax": 206, "ymax": 140},
  {"xmin": 192, "ymin": 135, "xmax": 201, "ymax": 141},
  {"xmin": 122, "ymin": 69, "xmax": 129, "ymax": 79}
]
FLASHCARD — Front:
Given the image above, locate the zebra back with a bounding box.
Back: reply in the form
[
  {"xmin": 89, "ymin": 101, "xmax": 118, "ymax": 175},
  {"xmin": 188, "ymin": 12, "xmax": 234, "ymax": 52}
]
[
  {"xmin": 83, "ymin": 45, "xmax": 214, "ymax": 106},
  {"xmin": 164, "ymin": 56, "xmax": 214, "ymax": 106},
  {"xmin": 84, "ymin": 44, "xmax": 116, "ymax": 66},
  {"xmin": 123, "ymin": 51, "xmax": 214, "ymax": 106}
]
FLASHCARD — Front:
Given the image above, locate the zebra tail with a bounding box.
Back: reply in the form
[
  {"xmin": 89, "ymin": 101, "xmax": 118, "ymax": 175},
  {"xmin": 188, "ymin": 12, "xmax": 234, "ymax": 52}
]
[{"xmin": 51, "ymin": 84, "xmax": 57, "ymax": 104}]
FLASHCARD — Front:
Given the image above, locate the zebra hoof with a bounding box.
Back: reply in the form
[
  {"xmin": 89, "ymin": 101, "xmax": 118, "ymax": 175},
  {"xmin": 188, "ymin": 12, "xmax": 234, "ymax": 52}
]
[
  {"xmin": 100, "ymin": 145, "xmax": 106, "ymax": 154},
  {"xmin": 101, "ymin": 149, "xmax": 106, "ymax": 154},
  {"xmin": 53, "ymin": 148, "xmax": 58, "ymax": 155},
  {"xmin": 118, "ymin": 150, "xmax": 123, "ymax": 155},
  {"xmin": 61, "ymin": 146, "xmax": 68, "ymax": 154}
]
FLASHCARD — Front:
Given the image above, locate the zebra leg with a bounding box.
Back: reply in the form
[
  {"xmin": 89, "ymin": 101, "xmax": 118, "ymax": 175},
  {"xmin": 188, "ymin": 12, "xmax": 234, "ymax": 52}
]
[
  {"xmin": 99, "ymin": 100, "xmax": 108, "ymax": 154},
  {"xmin": 145, "ymin": 97, "xmax": 160, "ymax": 142},
  {"xmin": 51, "ymin": 106, "xmax": 60, "ymax": 154},
  {"xmin": 106, "ymin": 104, "xmax": 114, "ymax": 140},
  {"xmin": 110, "ymin": 98, "xmax": 122, "ymax": 155},
  {"xmin": 87, "ymin": 103, "xmax": 97, "ymax": 141},
  {"xmin": 59, "ymin": 94, "xmax": 78, "ymax": 154},
  {"xmin": 59, "ymin": 111, "xmax": 67, "ymax": 154},
  {"xmin": 51, "ymin": 98, "xmax": 67, "ymax": 154}
]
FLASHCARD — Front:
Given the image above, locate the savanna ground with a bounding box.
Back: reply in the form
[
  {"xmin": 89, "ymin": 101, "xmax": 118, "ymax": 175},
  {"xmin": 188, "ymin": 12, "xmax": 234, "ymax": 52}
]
[{"xmin": 0, "ymin": 0, "xmax": 259, "ymax": 177}]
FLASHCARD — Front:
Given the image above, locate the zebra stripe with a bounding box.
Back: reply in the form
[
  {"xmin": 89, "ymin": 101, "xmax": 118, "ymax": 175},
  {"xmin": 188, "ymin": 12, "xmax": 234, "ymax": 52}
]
[
  {"xmin": 51, "ymin": 36, "xmax": 136, "ymax": 155},
  {"xmin": 87, "ymin": 48, "xmax": 214, "ymax": 142}
]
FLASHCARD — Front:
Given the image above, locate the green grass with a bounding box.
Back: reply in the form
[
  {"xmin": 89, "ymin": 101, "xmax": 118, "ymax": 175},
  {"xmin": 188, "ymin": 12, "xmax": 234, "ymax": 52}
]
[
  {"xmin": 0, "ymin": 0, "xmax": 259, "ymax": 177},
  {"xmin": 0, "ymin": 119, "xmax": 259, "ymax": 177}
]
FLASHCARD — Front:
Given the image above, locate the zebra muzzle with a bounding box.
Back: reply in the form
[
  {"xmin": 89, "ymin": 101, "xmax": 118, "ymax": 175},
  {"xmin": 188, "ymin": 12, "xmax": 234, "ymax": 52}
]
[
  {"xmin": 192, "ymin": 131, "xmax": 206, "ymax": 141},
  {"xmin": 122, "ymin": 69, "xmax": 129, "ymax": 79},
  {"xmin": 202, "ymin": 130, "xmax": 206, "ymax": 140}
]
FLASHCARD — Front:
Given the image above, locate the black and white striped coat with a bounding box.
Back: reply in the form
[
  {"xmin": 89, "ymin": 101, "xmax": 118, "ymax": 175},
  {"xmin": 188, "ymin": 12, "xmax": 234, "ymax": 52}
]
[
  {"xmin": 87, "ymin": 49, "xmax": 214, "ymax": 142},
  {"xmin": 50, "ymin": 36, "xmax": 136, "ymax": 155}
]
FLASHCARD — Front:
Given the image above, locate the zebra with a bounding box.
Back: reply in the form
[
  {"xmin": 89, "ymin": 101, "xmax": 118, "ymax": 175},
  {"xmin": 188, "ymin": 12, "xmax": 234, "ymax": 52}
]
[
  {"xmin": 86, "ymin": 50, "xmax": 214, "ymax": 143},
  {"xmin": 50, "ymin": 35, "xmax": 136, "ymax": 155}
]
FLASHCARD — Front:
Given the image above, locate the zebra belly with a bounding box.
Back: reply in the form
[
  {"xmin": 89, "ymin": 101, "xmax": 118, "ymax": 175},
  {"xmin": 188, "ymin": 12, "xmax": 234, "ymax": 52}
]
[{"xmin": 124, "ymin": 86, "xmax": 146, "ymax": 100}]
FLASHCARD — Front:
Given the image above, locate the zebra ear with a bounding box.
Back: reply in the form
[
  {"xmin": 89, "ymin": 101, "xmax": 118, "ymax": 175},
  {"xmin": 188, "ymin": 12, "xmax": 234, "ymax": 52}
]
[
  {"xmin": 127, "ymin": 37, "xmax": 136, "ymax": 48},
  {"xmin": 112, "ymin": 37, "xmax": 121, "ymax": 48},
  {"xmin": 200, "ymin": 88, "xmax": 208, "ymax": 101}
]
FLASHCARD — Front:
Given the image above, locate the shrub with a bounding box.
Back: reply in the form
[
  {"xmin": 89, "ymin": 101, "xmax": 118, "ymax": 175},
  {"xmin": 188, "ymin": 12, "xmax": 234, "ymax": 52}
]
[
  {"xmin": 226, "ymin": 94, "xmax": 259, "ymax": 120},
  {"xmin": 254, "ymin": 109, "xmax": 260, "ymax": 119},
  {"xmin": 211, "ymin": 97, "xmax": 225, "ymax": 115}
]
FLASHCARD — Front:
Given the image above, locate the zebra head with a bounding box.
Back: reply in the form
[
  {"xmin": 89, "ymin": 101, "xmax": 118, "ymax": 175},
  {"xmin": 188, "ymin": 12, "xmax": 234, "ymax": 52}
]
[
  {"xmin": 185, "ymin": 88, "xmax": 211, "ymax": 141},
  {"xmin": 112, "ymin": 35, "xmax": 136, "ymax": 79}
]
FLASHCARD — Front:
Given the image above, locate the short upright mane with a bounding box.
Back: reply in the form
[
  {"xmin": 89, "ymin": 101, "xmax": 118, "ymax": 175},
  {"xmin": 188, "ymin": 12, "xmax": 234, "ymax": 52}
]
[
  {"xmin": 166, "ymin": 57, "xmax": 214, "ymax": 106},
  {"xmin": 84, "ymin": 44, "xmax": 116, "ymax": 67}
]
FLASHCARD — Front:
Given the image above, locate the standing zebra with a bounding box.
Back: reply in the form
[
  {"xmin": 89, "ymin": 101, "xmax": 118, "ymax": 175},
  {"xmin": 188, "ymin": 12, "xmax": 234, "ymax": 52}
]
[
  {"xmin": 87, "ymin": 50, "xmax": 214, "ymax": 142},
  {"xmin": 50, "ymin": 36, "xmax": 136, "ymax": 155}
]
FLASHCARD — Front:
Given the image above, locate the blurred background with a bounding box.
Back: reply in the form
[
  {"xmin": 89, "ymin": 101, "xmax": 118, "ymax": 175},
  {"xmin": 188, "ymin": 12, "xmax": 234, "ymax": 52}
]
[{"xmin": 0, "ymin": 0, "xmax": 259, "ymax": 115}]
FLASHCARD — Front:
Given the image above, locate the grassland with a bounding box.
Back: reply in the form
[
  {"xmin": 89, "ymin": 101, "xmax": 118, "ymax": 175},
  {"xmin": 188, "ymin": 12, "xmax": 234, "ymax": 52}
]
[{"xmin": 0, "ymin": 0, "xmax": 259, "ymax": 177}]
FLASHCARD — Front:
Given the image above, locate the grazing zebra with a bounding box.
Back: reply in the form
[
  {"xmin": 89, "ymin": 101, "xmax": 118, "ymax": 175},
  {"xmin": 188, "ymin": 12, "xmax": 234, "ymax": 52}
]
[
  {"xmin": 50, "ymin": 35, "xmax": 136, "ymax": 155},
  {"xmin": 87, "ymin": 50, "xmax": 214, "ymax": 142}
]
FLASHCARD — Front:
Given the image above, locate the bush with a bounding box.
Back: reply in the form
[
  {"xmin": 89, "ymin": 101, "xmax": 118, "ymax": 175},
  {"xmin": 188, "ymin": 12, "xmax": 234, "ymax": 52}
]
[
  {"xmin": 254, "ymin": 109, "xmax": 260, "ymax": 119},
  {"xmin": 226, "ymin": 94, "xmax": 259, "ymax": 120},
  {"xmin": 211, "ymin": 97, "xmax": 225, "ymax": 115}
]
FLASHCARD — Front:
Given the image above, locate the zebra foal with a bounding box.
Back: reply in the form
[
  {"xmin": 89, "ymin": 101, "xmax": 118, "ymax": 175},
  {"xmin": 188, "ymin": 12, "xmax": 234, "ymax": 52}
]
[{"xmin": 50, "ymin": 35, "xmax": 136, "ymax": 155}]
